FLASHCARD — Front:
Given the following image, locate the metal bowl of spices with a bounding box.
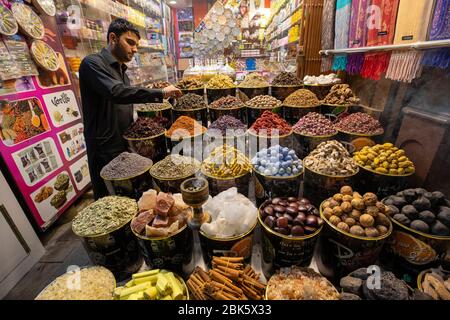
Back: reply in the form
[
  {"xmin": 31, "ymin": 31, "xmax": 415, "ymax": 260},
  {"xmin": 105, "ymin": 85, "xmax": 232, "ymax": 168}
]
[
  {"xmin": 208, "ymin": 96, "xmax": 247, "ymax": 124},
  {"xmin": 270, "ymin": 85, "xmax": 303, "ymax": 102},
  {"xmin": 72, "ymin": 196, "xmax": 143, "ymax": 282},
  {"xmin": 135, "ymin": 102, "xmax": 172, "ymax": 129},
  {"xmin": 150, "ymin": 155, "xmax": 201, "ymax": 194},
  {"xmin": 100, "ymin": 152, "xmax": 154, "ymax": 201}
]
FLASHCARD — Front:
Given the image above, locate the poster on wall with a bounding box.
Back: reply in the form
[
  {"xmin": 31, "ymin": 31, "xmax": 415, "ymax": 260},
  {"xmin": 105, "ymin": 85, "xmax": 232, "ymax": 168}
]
[{"xmin": 0, "ymin": 3, "xmax": 89, "ymax": 231}]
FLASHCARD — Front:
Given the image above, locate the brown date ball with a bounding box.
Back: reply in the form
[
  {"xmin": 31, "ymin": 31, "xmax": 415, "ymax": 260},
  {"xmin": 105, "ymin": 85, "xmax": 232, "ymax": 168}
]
[
  {"xmin": 350, "ymin": 209, "xmax": 362, "ymax": 220},
  {"xmin": 329, "ymin": 199, "xmax": 339, "ymax": 208},
  {"xmin": 344, "ymin": 217, "xmax": 356, "ymax": 227},
  {"xmin": 365, "ymin": 227, "xmax": 380, "ymax": 238},
  {"xmin": 340, "ymin": 186, "xmax": 353, "ymax": 195},
  {"xmin": 376, "ymin": 225, "xmax": 389, "ymax": 235},
  {"xmin": 360, "ymin": 214, "xmax": 375, "ymax": 228},
  {"xmin": 322, "ymin": 200, "xmax": 331, "ymax": 209},
  {"xmin": 332, "ymin": 206, "xmax": 343, "ymax": 217},
  {"xmin": 274, "ymin": 227, "xmax": 289, "ymax": 235},
  {"xmin": 351, "ymin": 198, "xmax": 365, "ymax": 210},
  {"xmin": 349, "ymin": 225, "xmax": 365, "ymax": 236},
  {"xmin": 363, "ymin": 192, "xmax": 378, "ymax": 206},
  {"xmin": 342, "ymin": 195, "xmax": 353, "ymax": 203},
  {"xmin": 353, "ymin": 191, "xmax": 363, "ymax": 199},
  {"xmin": 277, "ymin": 217, "xmax": 289, "ymax": 228},
  {"xmin": 329, "ymin": 215, "xmax": 341, "ymax": 226},
  {"xmin": 375, "ymin": 201, "xmax": 386, "ymax": 213},
  {"xmin": 366, "ymin": 206, "xmax": 379, "ymax": 218},
  {"xmin": 323, "ymin": 208, "xmax": 333, "ymax": 220},
  {"xmin": 333, "ymin": 193, "xmax": 344, "ymax": 202},
  {"xmin": 340, "ymin": 202, "xmax": 353, "ymax": 213},
  {"xmin": 305, "ymin": 215, "xmax": 318, "ymax": 228},
  {"xmin": 337, "ymin": 222, "xmax": 350, "ymax": 233},
  {"xmin": 264, "ymin": 216, "xmax": 276, "ymax": 228},
  {"xmin": 264, "ymin": 206, "xmax": 274, "ymax": 216},
  {"xmin": 299, "ymin": 198, "xmax": 310, "ymax": 205}
]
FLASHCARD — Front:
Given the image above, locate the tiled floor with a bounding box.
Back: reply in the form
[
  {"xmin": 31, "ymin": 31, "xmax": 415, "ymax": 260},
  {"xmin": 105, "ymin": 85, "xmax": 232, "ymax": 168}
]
[{"xmin": 3, "ymin": 190, "xmax": 95, "ymax": 300}]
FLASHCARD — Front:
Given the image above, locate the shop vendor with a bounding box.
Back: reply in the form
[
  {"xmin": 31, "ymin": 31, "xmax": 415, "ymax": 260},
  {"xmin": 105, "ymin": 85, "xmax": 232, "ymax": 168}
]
[{"xmin": 79, "ymin": 18, "xmax": 181, "ymax": 199}]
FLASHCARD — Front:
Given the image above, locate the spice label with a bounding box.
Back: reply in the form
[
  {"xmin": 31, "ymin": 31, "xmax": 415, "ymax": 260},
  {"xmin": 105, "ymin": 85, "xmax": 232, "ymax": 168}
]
[
  {"xmin": 0, "ymin": 97, "xmax": 51, "ymax": 146},
  {"xmin": 56, "ymin": 122, "xmax": 86, "ymax": 161},
  {"xmin": 388, "ymin": 231, "xmax": 437, "ymax": 265},
  {"xmin": 12, "ymin": 137, "xmax": 63, "ymax": 186},
  {"xmin": 69, "ymin": 154, "xmax": 90, "ymax": 191},
  {"xmin": 328, "ymin": 238, "xmax": 384, "ymax": 270},
  {"xmin": 42, "ymin": 90, "xmax": 81, "ymax": 127},
  {"xmin": 30, "ymin": 170, "xmax": 76, "ymax": 224}
]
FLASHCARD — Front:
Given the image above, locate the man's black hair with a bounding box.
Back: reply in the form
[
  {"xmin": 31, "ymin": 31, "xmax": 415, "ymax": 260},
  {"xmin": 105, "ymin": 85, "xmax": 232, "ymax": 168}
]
[{"xmin": 107, "ymin": 18, "xmax": 140, "ymax": 43}]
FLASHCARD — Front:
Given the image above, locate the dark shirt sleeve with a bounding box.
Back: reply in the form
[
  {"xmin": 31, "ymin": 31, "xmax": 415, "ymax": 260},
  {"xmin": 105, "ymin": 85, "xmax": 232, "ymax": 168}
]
[{"xmin": 80, "ymin": 56, "xmax": 164, "ymax": 104}]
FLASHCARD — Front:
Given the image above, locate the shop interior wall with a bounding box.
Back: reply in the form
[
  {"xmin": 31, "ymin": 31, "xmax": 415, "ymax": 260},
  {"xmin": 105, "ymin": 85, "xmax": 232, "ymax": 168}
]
[{"xmin": 348, "ymin": 69, "xmax": 450, "ymax": 196}]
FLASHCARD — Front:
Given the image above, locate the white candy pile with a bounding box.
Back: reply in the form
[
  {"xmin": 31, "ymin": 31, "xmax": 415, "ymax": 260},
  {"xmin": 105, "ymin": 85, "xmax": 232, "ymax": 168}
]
[{"xmin": 200, "ymin": 188, "xmax": 258, "ymax": 238}]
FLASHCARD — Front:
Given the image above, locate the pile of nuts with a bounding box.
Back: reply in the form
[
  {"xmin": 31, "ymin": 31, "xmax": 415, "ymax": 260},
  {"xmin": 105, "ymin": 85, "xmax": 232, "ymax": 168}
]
[
  {"xmin": 272, "ymin": 72, "xmax": 302, "ymax": 86},
  {"xmin": 176, "ymin": 77, "xmax": 204, "ymax": 89},
  {"xmin": 238, "ymin": 73, "xmax": 269, "ymax": 87},
  {"xmin": 335, "ymin": 112, "xmax": 383, "ymax": 135},
  {"xmin": 354, "ymin": 143, "xmax": 415, "ymax": 175},
  {"xmin": 147, "ymin": 81, "xmax": 171, "ymax": 89},
  {"xmin": 174, "ymin": 93, "xmax": 207, "ymax": 110},
  {"xmin": 284, "ymin": 89, "xmax": 320, "ymax": 107},
  {"xmin": 260, "ymin": 197, "xmax": 323, "ymax": 237},
  {"xmin": 323, "ymin": 84, "xmax": 360, "ymax": 105},
  {"xmin": 304, "ymin": 140, "xmax": 358, "ymax": 176},
  {"xmin": 322, "ymin": 186, "xmax": 392, "ymax": 238},
  {"xmin": 293, "ymin": 112, "xmax": 337, "ymax": 136},
  {"xmin": 206, "ymin": 74, "xmax": 235, "ymax": 89},
  {"xmin": 246, "ymin": 95, "xmax": 281, "ymax": 109},
  {"xmin": 209, "ymin": 95, "xmax": 243, "ymax": 109}
]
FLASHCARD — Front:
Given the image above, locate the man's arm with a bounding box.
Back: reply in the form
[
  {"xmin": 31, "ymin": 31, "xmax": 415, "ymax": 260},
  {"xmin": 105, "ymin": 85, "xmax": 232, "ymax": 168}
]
[{"xmin": 79, "ymin": 56, "xmax": 164, "ymax": 104}]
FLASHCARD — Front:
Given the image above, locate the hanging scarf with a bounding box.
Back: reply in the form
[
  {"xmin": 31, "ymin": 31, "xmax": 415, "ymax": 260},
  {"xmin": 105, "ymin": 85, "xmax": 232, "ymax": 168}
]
[
  {"xmin": 348, "ymin": 0, "xmax": 370, "ymax": 48},
  {"xmin": 386, "ymin": 0, "xmax": 435, "ymax": 82},
  {"xmin": 332, "ymin": 0, "xmax": 352, "ymax": 70},
  {"xmin": 361, "ymin": 0, "xmax": 400, "ymax": 80},
  {"xmin": 321, "ymin": 0, "xmax": 337, "ymax": 72},
  {"xmin": 423, "ymin": 0, "xmax": 450, "ymax": 69},
  {"xmin": 346, "ymin": 53, "xmax": 365, "ymax": 74}
]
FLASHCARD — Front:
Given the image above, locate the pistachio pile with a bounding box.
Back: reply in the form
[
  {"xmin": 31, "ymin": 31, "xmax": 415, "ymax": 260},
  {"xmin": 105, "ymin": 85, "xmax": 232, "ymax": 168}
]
[
  {"xmin": 72, "ymin": 196, "xmax": 138, "ymax": 237},
  {"xmin": 322, "ymin": 186, "xmax": 392, "ymax": 238},
  {"xmin": 246, "ymin": 95, "xmax": 282, "ymax": 109},
  {"xmin": 238, "ymin": 73, "xmax": 269, "ymax": 87},
  {"xmin": 323, "ymin": 84, "xmax": 360, "ymax": 105},
  {"xmin": 304, "ymin": 140, "xmax": 358, "ymax": 176}
]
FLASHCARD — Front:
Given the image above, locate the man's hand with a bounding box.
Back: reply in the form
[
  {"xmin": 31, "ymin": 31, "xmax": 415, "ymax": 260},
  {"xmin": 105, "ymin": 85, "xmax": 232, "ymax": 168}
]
[{"xmin": 162, "ymin": 85, "xmax": 182, "ymax": 99}]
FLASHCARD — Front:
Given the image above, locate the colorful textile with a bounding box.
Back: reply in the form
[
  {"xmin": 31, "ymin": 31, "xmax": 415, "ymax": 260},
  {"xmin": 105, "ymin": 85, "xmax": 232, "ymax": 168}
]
[
  {"xmin": 428, "ymin": 0, "xmax": 450, "ymax": 40},
  {"xmin": 385, "ymin": 51, "xmax": 425, "ymax": 82},
  {"xmin": 332, "ymin": 55, "xmax": 348, "ymax": 71},
  {"xmin": 346, "ymin": 53, "xmax": 365, "ymax": 74},
  {"xmin": 334, "ymin": 0, "xmax": 352, "ymax": 49},
  {"xmin": 361, "ymin": 52, "xmax": 391, "ymax": 80},
  {"xmin": 366, "ymin": 0, "xmax": 400, "ymax": 46},
  {"xmin": 348, "ymin": 0, "xmax": 370, "ymax": 48},
  {"xmin": 422, "ymin": 49, "xmax": 450, "ymax": 69},
  {"xmin": 321, "ymin": 0, "xmax": 337, "ymax": 72}
]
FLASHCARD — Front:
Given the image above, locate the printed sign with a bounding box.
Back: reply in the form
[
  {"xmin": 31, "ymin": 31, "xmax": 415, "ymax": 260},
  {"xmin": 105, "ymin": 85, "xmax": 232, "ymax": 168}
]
[
  {"xmin": 69, "ymin": 154, "xmax": 90, "ymax": 191},
  {"xmin": 42, "ymin": 90, "xmax": 81, "ymax": 127},
  {"xmin": 57, "ymin": 122, "xmax": 86, "ymax": 161},
  {"xmin": 12, "ymin": 137, "xmax": 63, "ymax": 186}
]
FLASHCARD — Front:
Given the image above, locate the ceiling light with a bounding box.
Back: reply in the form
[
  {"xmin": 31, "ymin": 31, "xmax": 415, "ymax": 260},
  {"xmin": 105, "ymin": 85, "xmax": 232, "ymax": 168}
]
[{"xmin": 169, "ymin": 1, "xmax": 177, "ymax": 4}]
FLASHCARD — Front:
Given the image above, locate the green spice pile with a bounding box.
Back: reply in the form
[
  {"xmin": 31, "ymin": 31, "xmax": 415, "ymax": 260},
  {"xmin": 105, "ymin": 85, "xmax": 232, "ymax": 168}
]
[
  {"xmin": 150, "ymin": 155, "xmax": 200, "ymax": 179},
  {"xmin": 72, "ymin": 196, "xmax": 138, "ymax": 237}
]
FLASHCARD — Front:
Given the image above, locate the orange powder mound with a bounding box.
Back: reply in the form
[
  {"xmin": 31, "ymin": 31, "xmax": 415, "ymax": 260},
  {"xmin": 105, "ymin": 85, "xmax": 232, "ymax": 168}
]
[{"xmin": 166, "ymin": 116, "xmax": 206, "ymax": 138}]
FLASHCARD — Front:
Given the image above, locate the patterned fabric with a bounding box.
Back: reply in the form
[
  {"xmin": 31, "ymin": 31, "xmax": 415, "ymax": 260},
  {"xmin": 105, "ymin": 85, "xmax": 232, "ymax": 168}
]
[
  {"xmin": 361, "ymin": 52, "xmax": 391, "ymax": 80},
  {"xmin": 321, "ymin": 0, "xmax": 337, "ymax": 72},
  {"xmin": 332, "ymin": 0, "xmax": 352, "ymax": 71},
  {"xmin": 429, "ymin": 0, "xmax": 450, "ymax": 40},
  {"xmin": 393, "ymin": 0, "xmax": 435, "ymax": 44},
  {"xmin": 423, "ymin": 49, "xmax": 450, "ymax": 69},
  {"xmin": 334, "ymin": 0, "xmax": 352, "ymax": 49},
  {"xmin": 385, "ymin": 51, "xmax": 425, "ymax": 82},
  {"xmin": 366, "ymin": 0, "xmax": 400, "ymax": 46},
  {"xmin": 348, "ymin": 0, "xmax": 370, "ymax": 48},
  {"xmin": 346, "ymin": 53, "xmax": 365, "ymax": 74}
]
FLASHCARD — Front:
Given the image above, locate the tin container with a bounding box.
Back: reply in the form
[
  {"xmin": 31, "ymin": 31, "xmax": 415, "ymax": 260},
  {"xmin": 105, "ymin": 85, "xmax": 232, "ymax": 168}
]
[
  {"xmin": 238, "ymin": 86, "xmax": 269, "ymax": 101},
  {"xmin": 258, "ymin": 206, "xmax": 322, "ymax": 279},
  {"xmin": 132, "ymin": 223, "xmax": 194, "ymax": 277},
  {"xmin": 316, "ymin": 201, "xmax": 393, "ymax": 281},
  {"xmin": 124, "ymin": 132, "xmax": 167, "ymax": 162},
  {"xmin": 172, "ymin": 107, "xmax": 208, "ymax": 128},
  {"xmin": 337, "ymin": 129, "xmax": 384, "ymax": 150},
  {"xmin": 379, "ymin": 212, "xmax": 450, "ymax": 287},
  {"xmin": 136, "ymin": 103, "xmax": 173, "ymax": 130},
  {"xmin": 101, "ymin": 164, "xmax": 153, "ymax": 201},
  {"xmin": 283, "ymin": 104, "xmax": 321, "ymax": 125},
  {"xmin": 293, "ymin": 131, "xmax": 338, "ymax": 159},
  {"xmin": 73, "ymin": 219, "xmax": 143, "ymax": 282},
  {"xmin": 201, "ymin": 169, "xmax": 252, "ymax": 197},
  {"xmin": 270, "ymin": 85, "xmax": 303, "ymax": 102},
  {"xmin": 253, "ymin": 169, "xmax": 303, "ymax": 206},
  {"xmin": 165, "ymin": 132, "xmax": 205, "ymax": 161},
  {"xmin": 302, "ymin": 165, "xmax": 359, "ymax": 208},
  {"xmin": 150, "ymin": 158, "xmax": 201, "ymax": 194},
  {"xmin": 199, "ymin": 221, "xmax": 257, "ymax": 266},
  {"xmin": 246, "ymin": 105, "xmax": 282, "ymax": 127},
  {"xmin": 208, "ymin": 105, "xmax": 247, "ymax": 125},
  {"xmin": 206, "ymin": 87, "xmax": 237, "ymax": 104},
  {"xmin": 355, "ymin": 165, "xmax": 415, "ymax": 199},
  {"xmin": 247, "ymin": 130, "xmax": 293, "ymax": 159}
]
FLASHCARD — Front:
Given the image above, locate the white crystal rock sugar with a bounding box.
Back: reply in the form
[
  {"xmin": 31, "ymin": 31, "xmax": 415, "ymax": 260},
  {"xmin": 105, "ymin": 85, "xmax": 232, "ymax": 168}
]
[{"xmin": 201, "ymin": 187, "xmax": 258, "ymax": 238}]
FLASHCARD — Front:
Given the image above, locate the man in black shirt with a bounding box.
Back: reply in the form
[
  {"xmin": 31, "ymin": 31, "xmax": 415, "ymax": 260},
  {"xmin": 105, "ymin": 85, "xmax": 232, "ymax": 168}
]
[{"xmin": 79, "ymin": 18, "xmax": 181, "ymax": 199}]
